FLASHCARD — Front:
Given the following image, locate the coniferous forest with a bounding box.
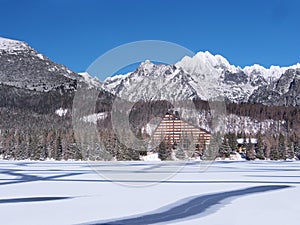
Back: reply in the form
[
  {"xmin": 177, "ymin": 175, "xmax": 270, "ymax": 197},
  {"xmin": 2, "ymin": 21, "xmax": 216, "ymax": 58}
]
[{"xmin": 1, "ymin": 92, "xmax": 300, "ymax": 161}]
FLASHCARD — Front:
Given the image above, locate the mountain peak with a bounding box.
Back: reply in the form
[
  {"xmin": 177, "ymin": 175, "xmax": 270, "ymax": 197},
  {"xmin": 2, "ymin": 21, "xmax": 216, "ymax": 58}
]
[
  {"xmin": 0, "ymin": 36, "xmax": 80, "ymax": 92},
  {"xmin": 139, "ymin": 59, "xmax": 155, "ymax": 68},
  {"xmin": 0, "ymin": 37, "xmax": 29, "ymax": 51},
  {"xmin": 136, "ymin": 60, "xmax": 158, "ymax": 76},
  {"xmin": 195, "ymin": 51, "xmax": 231, "ymax": 68},
  {"xmin": 141, "ymin": 59, "xmax": 153, "ymax": 65},
  {"xmin": 78, "ymin": 72, "xmax": 102, "ymax": 88},
  {"xmin": 176, "ymin": 51, "xmax": 237, "ymax": 75}
]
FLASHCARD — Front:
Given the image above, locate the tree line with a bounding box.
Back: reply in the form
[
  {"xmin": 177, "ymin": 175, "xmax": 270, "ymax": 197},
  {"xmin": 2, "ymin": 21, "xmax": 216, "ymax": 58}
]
[{"xmin": 1, "ymin": 94, "xmax": 300, "ymax": 161}]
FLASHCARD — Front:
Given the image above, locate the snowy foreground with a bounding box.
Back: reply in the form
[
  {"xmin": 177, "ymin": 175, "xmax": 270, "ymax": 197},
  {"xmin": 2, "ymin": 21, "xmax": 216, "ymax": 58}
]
[{"xmin": 0, "ymin": 160, "xmax": 299, "ymax": 225}]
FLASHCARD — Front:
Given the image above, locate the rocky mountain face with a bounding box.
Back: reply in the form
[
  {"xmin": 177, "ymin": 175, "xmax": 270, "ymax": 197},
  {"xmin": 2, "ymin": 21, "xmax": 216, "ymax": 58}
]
[
  {"xmin": 249, "ymin": 69, "xmax": 300, "ymax": 106},
  {"xmin": 102, "ymin": 51, "xmax": 300, "ymax": 106},
  {"xmin": 0, "ymin": 37, "xmax": 81, "ymax": 92},
  {"xmin": 103, "ymin": 60, "xmax": 199, "ymax": 101},
  {"xmin": 0, "ymin": 37, "xmax": 111, "ymax": 118}
]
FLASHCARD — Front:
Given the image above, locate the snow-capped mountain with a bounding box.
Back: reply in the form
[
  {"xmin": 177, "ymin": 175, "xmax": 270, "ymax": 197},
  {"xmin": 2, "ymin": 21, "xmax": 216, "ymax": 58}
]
[
  {"xmin": 0, "ymin": 37, "xmax": 113, "ymax": 116},
  {"xmin": 175, "ymin": 51, "xmax": 255, "ymax": 102},
  {"xmin": 102, "ymin": 51, "xmax": 300, "ymax": 105},
  {"xmin": 0, "ymin": 37, "xmax": 82, "ymax": 92}
]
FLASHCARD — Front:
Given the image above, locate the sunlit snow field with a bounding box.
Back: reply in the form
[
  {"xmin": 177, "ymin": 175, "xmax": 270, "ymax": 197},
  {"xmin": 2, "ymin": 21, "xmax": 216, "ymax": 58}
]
[{"xmin": 0, "ymin": 160, "xmax": 299, "ymax": 225}]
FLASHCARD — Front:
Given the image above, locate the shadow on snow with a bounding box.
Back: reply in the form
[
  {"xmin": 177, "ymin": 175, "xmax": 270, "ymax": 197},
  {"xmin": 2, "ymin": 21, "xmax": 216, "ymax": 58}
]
[{"xmin": 86, "ymin": 185, "xmax": 290, "ymax": 225}]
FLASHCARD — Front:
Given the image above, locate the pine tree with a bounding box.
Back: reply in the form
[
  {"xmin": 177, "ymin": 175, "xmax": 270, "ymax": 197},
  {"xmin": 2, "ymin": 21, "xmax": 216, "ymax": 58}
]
[
  {"xmin": 4, "ymin": 130, "xmax": 15, "ymax": 159},
  {"xmin": 278, "ymin": 133, "xmax": 286, "ymax": 160},
  {"xmin": 203, "ymin": 132, "xmax": 221, "ymax": 160},
  {"xmin": 92, "ymin": 142, "xmax": 112, "ymax": 161},
  {"xmin": 246, "ymin": 139, "xmax": 256, "ymax": 160},
  {"xmin": 175, "ymin": 146, "xmax": 186, "ymax": 160},
  {"xmin": 270, "ymin": 145, "xmax": 279, "ymax": 160},
  {"xmin": 227, "ymin": 133, "xmax": 238, "ymax": 152},
  {"xmin": 219, "ymin": 138, "xmax": 231, "ymax": 158},
  {"xmin": 294, "ymin": 138, "xmax": 300, "ymax": 160},
  {"xmin": 255, "ymin": 133, "xmax": 265, "ymax": 160},
  {"xmin": 55, "ymin": 134, "xmax": 63, "ymax": 160},
  {"xmin": 116, "ymin": 144, "xmax": 132, "ymax": 161},
  {"xmin": 287, "ymin": 140, "xmax": 295, "ymax": 159},
  {"xmin": 195, "ymin": 133, "xmax": 204, "ymax": 158},
  {"xmin": 194, "ymin": 143, "xmax": 201, "ymax": 158},
  {"xmin": 158, "ymin": 140, "xmax": 172, "ymax": 160},
  {"xmin": 28, "ymin": 134, "xmax": 39, "ymax": 160},
  {"xmin": 15, "ymin": 131, "xmax": 26, "ymax": 160},
  {"xmin": 68, "ymin": 131, "xmax": 83, "ymax": 160},
  {"xmin": 39, "ymin": 131, "xmax": 48, "ymax": 160},
  {"xmin": 46, "ymin": 130, "xmax": 55, "ymax": 159}
]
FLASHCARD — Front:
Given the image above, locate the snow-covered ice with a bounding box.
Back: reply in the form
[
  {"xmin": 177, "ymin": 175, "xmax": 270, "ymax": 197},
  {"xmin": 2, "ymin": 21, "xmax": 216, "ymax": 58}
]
[{"xmin": 0, "ymin": 160, "xmax": 299, "ymax": 225}]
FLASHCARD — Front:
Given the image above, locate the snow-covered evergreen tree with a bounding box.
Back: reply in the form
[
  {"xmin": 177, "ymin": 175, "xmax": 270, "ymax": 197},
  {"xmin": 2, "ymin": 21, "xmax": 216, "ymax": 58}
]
[{"xmin": 255, "ymin": 133, "xmax": 265, "ymax": 160}]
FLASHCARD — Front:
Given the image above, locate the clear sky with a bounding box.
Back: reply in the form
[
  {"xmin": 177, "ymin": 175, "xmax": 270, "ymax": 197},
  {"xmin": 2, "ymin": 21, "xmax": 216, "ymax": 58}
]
[{"xmin": 0, "ymin": 0, "xmax": 299, "ymax": 72}]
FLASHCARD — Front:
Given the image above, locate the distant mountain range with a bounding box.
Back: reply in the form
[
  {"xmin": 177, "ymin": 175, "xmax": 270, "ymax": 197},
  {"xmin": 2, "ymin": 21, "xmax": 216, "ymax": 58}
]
[
  {"xmin": 1, "ymin": 36, "xmax": 300, "ymax": 108},
  {"xmin": 102, "ymin": 51, "xmax": 300, "ymax": 106},
  {"xmin": 1, "ymin": 36, "xmax": 299, "ymax": 133}
]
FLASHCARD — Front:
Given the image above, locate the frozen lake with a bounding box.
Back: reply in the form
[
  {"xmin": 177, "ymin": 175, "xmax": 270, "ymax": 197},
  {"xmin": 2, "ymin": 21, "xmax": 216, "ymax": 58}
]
[{"xmin": 0, "ymin": 160, "xmax": 299, "ymax": 225}]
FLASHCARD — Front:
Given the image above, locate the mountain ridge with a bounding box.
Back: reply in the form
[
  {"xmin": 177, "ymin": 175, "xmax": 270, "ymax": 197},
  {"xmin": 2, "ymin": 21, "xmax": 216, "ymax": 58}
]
[{"xmin": 101, "ymin": 51, "xmax": 300, "ymax": 106}]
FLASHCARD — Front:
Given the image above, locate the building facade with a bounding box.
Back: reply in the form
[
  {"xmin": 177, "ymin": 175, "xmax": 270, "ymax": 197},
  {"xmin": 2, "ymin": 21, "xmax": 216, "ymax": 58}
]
[{"xmin": 153, "ymin": 113, "xmax": 211, "ymax": 151}]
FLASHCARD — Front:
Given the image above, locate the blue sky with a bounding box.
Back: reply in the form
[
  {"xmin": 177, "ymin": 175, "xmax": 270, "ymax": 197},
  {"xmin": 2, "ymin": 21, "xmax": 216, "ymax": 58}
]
[{"xmin": 0, "ymin": 0, "xmax": 299, "ymax": 73}]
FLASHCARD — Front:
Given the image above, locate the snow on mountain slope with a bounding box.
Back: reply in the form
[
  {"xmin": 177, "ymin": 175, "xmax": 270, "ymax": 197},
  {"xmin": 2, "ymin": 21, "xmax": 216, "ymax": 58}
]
[
  {"xmin": 243, "ymin": 63, "xmax": 300, "ymax": 83},
  {"xmin": 0, "ymin": 37, "xmax": 29, "ymax": 52},
  {"xmin": 175, "ymin": 51, "xmax": 285, "ymax": 102},
  {"xmin": 78, "ymin": 72, "xmax": 102, "ymax": 89},
  {"xmin": 0, "ymin": 36, "xmax": 81, "ymax": 92},
  {"xmin": 177, "ymin": 51, "xmax": 238, "ymax": 74},
  {"xmin": 249, "ymin": 68, "xmax": 300, "ymax": 106},
  {"xmin": 176, "ymin": 51, "xmax": 246, "ymax": 101},
  {"xmin": 100, "ymin": 52, "xmax": 249, "ymax": 102},
  {"xmin": 101, "ymin": 50, "xmax": 300, "ymax": 104},
  {"xmin": 103, "ymin": 60, "xmax": 200, "ymax": 101}
]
